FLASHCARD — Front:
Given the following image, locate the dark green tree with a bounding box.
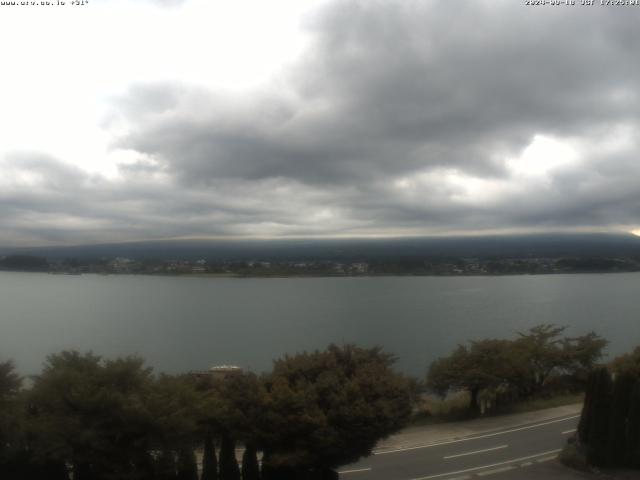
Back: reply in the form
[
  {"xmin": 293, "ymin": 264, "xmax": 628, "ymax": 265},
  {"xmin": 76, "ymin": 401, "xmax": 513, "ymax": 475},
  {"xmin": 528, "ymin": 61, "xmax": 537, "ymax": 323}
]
[
  {"xmin": 201, "ymin": 431, "xmax": 218, "ymax": 480},
  {"xmin": 429, "ymin": 325, "xmax": 608, "ymax": 411},
  {"xmin": 0, "ymin": 361, "xmax": 32, "ymax": 480},
  {"xmin": 156, "ymin": 450, "xmax": 178, "ymax": 480},
  {"xmin": 427, "ymin": 340, "xmax": 525, "ymax": 413},
  {"xmin": 219, "ymin": 433, "xmax": 240, "ymax": 480},
  {"xmin": 260, "ymin": 344, "xmax": 413, "ymax": 477},
  {"xmin": 241, "ymin": 443, "xmax": 260, "ymax": 480},
  {"xmin": 578, "ymin": 367, "xmax": 613, "ymax": 466},
  {"xmin": 611, "ymin": 347, "xmax": 640, "ymax": 379},
  {"xmin": 605, "ymin": 373, "xmax": 635, "ymax": 465},
  {"xmin": 626, "ymin": 382, "xmax": 640, "ymax": 468},
  {"xmin": 514, "ymin": 324, "xmax": 568, "ymax": 395},
  {"xmin": 27, "ymin": 351, "xmax": 162, "ymax": 479},
  {"xmin": 206, "ymin": 372, "xmax": 265, "ymax": 480},
  {"xmin": 177, "ymin": 448, "xmax": 198, "ymax": 480}
]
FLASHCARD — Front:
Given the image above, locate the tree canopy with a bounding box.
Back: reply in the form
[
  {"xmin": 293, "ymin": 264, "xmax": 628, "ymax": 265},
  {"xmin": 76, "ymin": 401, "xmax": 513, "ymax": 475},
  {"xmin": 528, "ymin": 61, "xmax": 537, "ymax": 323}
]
[
  {"xmin": 1, "ymin": 345, "xmax": 414, "ymax": 480},
  {"xmin": 611, "ymin": 346, "xmax": 640, "ymax": 379},
  {"xmin": 260, "ymin": 344, "xmax": 413, "ymax": 473},
  {"xmin": 427, "ymin": 325, "xmax": 608, "ymax": 413}
]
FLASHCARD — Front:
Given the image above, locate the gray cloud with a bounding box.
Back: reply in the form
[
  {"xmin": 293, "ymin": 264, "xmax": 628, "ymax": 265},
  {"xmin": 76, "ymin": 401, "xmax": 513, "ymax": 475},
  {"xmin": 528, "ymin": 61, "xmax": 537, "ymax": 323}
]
[
  {"xmin": 4, "ymin": 0, "xmax": 640, "ymax": 245},
  {"xmin": 113, "ymin": 1, "xmax": 640, "ymax": 184}
]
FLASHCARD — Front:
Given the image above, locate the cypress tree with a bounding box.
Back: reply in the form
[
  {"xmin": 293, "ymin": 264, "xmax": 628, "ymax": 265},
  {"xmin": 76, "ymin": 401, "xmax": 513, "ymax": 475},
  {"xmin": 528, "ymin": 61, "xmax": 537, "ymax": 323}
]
[
  {"xmin": 585, "ymin": 368, "xmax": 613, "ymax": 467},
  {"xmin": 219, "ymin": 434, "xmax": 240, "ymax": 480},
  {"xmin": 606, "ymin": 373, "xmax": 635, "ymax": 466},
  {"xmin": 72, "ymin": 460, "xmax": 93, "ymax": 480},
  {"xmin": 241, "ymin": 443, "xmax": 260, "ymax": 480},
  {"xmin": 201, "ymin": 432, "xmax": 218, "ymax": 480},
  {"xmin": 626, "ymin": 382, "xmax": 640, "ymax": 468},
  {"xmin": 43, "ymin": 459, "xmax": 70, "ymax": 480},
  {"xmin": 177, "ymin": 449, "xmax": 198, "ymax": 480},
  {"xmin": 157, "ymin": 450, "xmax": 178, "ymax": 480},
  {"xmin": 135, "ymin": 451, "xmax": 157, "ymax": 480},
  {"xmin": 578, "ymin": 368, "xmax": 598, "ymax": 444},
  {"xmin": 259, "ymin": 451, "xmax": 275, "ymax": 480}
]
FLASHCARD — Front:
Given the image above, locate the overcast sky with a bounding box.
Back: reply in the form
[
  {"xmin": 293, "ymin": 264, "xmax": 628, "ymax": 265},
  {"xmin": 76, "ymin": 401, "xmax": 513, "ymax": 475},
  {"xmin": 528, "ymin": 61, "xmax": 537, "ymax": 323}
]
[{"xmin": 1, "ymin": 0, "xmax": 640, "ymax": 246}]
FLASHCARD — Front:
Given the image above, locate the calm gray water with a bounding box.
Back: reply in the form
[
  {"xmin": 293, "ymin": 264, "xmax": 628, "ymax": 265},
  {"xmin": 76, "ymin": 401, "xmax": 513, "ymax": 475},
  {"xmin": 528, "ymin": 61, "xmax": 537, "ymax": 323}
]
[{"xmin": 1, "ymin": 272, "xmax": 639, "ymax": 377}]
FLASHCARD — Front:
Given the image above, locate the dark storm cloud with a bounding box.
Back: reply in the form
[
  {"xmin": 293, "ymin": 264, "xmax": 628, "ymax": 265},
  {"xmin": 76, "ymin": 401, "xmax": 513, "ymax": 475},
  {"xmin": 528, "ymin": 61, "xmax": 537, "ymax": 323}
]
[
  {"xmin": 114, "ymin": 0, "xmax": 640, "ymax": 185},
  {"xmin": 0, "ymin": 152, "xmax": 352, "ymax": 244},
  {"xmin": 5, "ymin": 0, "xmax": 640, "ymax": 245}
]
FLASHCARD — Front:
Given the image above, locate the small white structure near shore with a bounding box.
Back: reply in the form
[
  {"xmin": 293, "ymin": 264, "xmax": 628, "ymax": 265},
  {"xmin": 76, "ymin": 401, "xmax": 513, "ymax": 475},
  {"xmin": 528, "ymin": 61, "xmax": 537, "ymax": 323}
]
[{"xmin": 190, "ymin": 365, "xmax": 243, "ymax": 381}]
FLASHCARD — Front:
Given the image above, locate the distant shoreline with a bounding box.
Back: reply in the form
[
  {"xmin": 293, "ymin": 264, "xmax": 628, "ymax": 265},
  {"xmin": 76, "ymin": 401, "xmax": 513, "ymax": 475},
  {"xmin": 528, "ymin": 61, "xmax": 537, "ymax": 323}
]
[{"xmin": 2, "ymin": 269, "xmax": 639, "ymax": 278}]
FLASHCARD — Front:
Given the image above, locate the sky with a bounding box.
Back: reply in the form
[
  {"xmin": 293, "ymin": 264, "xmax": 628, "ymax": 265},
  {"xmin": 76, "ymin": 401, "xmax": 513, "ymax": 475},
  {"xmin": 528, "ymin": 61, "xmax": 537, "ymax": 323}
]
[{"xmin": 1, "ymin": 0, "xmax": 640, "ymax": 246}]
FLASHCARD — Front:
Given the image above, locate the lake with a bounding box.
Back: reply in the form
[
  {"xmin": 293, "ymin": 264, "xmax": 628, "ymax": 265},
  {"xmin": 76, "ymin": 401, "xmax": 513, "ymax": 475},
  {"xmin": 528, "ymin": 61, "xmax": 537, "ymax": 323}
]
[{"xmin": 1, "ymin": 272, "xmax": 638, "ymax": 377}]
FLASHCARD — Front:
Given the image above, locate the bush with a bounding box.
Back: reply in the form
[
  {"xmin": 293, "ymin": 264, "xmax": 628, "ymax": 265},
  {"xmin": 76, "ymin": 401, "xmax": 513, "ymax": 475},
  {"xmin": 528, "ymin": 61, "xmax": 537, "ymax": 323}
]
[{"xmin": 559, "ymin": 441, "xmax": 590, "ymax": 472}]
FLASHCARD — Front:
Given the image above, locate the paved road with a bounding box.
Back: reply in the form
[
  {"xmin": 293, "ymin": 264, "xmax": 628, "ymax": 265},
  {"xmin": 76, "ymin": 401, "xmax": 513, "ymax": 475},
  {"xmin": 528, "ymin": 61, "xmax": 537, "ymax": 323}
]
[{"xmin": 339, "ymin": 413, "xmax": 580, "ymax": 480}]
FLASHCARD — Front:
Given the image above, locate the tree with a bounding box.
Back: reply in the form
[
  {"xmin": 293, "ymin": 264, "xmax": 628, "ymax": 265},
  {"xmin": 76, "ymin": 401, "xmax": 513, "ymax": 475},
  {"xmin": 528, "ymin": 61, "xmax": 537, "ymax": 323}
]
[
  {"xmin": 0, "ymin": 360, "xmax": 28, "ymax": 480},
  {"xmin": 195, "ymin": 371, "xmax": 264, "ymax": 480},
  {"xmin": 611, "ymin": 346, "xmax": 640, "ymax": 379},
  {"xmin": 578, "ymin": 367, "xmax": 613, "ymax": 466},
  {"xmin": 260, "ymin": 344, "xmax": 413, "ymax": 478},
  {"xmin": 27, "ymin": 351, "xmax": 161, "ymax": 480},
  {"xmin": 561, "ymin": 332, "xmax": 608, "ymax": 387},
  {"xmin": 177, "ymin": 448, "xmax": 199, "ymax": 480},
  {"xmin": 218, "ymin": 433, "xmax": 240, "ymax": 480},
  {"xmin": 156, "ymin": 449, "xmax": 178, "ymax": 480},
  {"xmin": 428, "ymin": 325, "xmax": 608, "ymax": 415},
  {"xmin": 514, "ymin": 324, "xmax": 568, "ymax": 395},
  {"xmin": 241, "ymin": 444, "xmax": 260, "ymax": 480},
  {"xmin": 605, "ymin": 373, "xmax": 635, "ymax": 466},
  {"xmin": 576, "ymin": 360, "xmax": 640, "ymax": 469},
  {"xmin": 200, "ymin": 431, "xmax": 218, "ymax": 480},
  {"xmin": 427, "ymin": 340, "xmax": 526, "ymax": 413},
  {"xmin": 626, "ymin": 383, "xmax": 640, "ymax": 468},
  {"xmin": 0, "ymin": 255, "xmax": 48, "ymax": 272},
  {"xmin": 0, "ymin": 361, "xmax": 21, "ymax": 400}
]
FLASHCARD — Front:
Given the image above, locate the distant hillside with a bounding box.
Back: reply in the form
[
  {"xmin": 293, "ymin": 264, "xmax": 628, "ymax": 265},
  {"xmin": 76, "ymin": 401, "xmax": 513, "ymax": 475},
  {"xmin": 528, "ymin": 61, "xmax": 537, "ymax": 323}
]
[{"xmin": 2, "ymin": 233, "xmax": 640, "ymax": 262}]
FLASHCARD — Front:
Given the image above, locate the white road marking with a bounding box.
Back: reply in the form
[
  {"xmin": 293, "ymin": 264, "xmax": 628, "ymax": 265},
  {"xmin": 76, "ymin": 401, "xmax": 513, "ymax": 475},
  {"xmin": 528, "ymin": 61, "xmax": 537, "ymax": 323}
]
[
  {"xmin": 443, "ymin": 445, "xmax": 508, "ymax": 459},
  {"xmin": 338, "ymin": 468, "xmax": 372, "ymax": 475},
  {"xmin": 562, "ymin": 429, "xmax": 576, "ymax": 435},
  {"xmin": 520, "ymin": 461, "xmax": 533, "ymax": 467},
  {"xmin": 477, "ymin": 465, "xmax": 515, "ymax": 476},
  {"xmin": 375, "ymin": 415, "xmax": 579, "ymax": 455},
  {"xmin": 409, "ymin": 449, "xmax": 562, "ymax": 480},
  {"xmin": 536, "ymin": 455, "xmax": 558, "ymax": 463}
]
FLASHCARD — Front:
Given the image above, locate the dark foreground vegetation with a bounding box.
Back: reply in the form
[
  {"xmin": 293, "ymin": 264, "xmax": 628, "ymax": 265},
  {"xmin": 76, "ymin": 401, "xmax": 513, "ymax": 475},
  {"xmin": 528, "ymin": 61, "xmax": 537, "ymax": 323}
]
[
  {"xmin": 1, "ymin": 327, "xmax": 635, "ymax": 479},
  {"xmin": 0, "ymin": 345, "xmax": 414, "ymax": 480},
  {"xmin": 426, "ymin": 325, "xmax": 608, "ymax": 416},
  {"xmin": 562, "ymin": 346, "xmax": 640, "ymax": 471}
]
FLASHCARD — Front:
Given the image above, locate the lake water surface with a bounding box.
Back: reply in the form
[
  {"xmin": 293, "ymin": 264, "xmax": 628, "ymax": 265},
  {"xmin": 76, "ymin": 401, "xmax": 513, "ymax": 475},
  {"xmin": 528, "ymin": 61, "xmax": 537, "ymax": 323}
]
[{"xmin": 1, "ymin": 272, "xmax": 639, "ymax": 377}]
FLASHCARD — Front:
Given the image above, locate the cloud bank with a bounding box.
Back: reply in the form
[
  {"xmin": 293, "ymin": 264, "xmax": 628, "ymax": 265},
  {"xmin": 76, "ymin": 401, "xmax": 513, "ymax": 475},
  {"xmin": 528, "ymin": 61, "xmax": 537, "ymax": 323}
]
[{"xmin": 2, "ymin": 0, "xmax": 640, "ymax": 245}]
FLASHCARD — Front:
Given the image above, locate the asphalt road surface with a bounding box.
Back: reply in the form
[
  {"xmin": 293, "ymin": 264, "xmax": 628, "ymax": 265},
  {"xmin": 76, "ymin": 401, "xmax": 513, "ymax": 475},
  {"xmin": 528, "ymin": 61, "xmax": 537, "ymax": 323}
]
[{"xmin": 338, "ymin": 414, "xmax": 580, "ymax": 480}]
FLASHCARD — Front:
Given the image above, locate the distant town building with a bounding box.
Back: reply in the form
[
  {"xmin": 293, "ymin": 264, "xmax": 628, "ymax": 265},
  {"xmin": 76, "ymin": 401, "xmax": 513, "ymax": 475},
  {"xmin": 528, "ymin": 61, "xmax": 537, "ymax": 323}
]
[
  {"xmin": 189, "ymin": 365, "xmax": 244, "ymax": 381},
  {"xmin": 210, "ymin": 365, "xmax": 243, "ymax": 380}
]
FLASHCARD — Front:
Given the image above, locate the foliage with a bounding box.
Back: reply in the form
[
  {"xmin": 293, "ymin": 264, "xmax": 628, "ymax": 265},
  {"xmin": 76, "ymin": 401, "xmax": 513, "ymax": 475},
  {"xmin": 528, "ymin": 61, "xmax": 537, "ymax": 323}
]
[
  {"xmin": 0, "ymin": 361, "xmax": 21, "ymax": 400},
  {"xmin": 558, "ymin": 442, "xmax": 589, "ymax": 471},
  {"xmin": 427, "ymin": 324, "xmax": 607, "ymax": 414},
  {"xmin": 176, "ymin": 448, "xmax": 198, "ymax": 480},
  {"xmin": 26, "ymin": 351, "xmax": 159, "ymax": 479},
  {"xmin": 241, "ymin": 444, "xmax": 260, "ymax": 480},
  {"xmin": 200, "ymin": 431, "xmax": 218, "ymax": 480},
  {"xmin": 218, "ymin": 434, "xmax": 240, "ymax": 480},
  {"xmin": 0, "ymin": 255, "xmax": 48, "ymax": 272},
  {"xmin": 0, "ymin": 361, "xmax": 26, "ymax": 479},
  {"xmin": 1, "ymin": 345, "xmax": 414, "ymax": 479},
  {"xmin": 611, "ymin": 346, "xmax": 640, "ymax": 379},
  {"xmin": 261, "ymin": 344, "xmax": 413, "ymax": 472},
  {"xmin": 577, "ymin": 360, "xmax": 640, "ymax": 469},
  {"xmin": 427, "ymin": 339, "xmax": 523, "ymax": 413}
]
